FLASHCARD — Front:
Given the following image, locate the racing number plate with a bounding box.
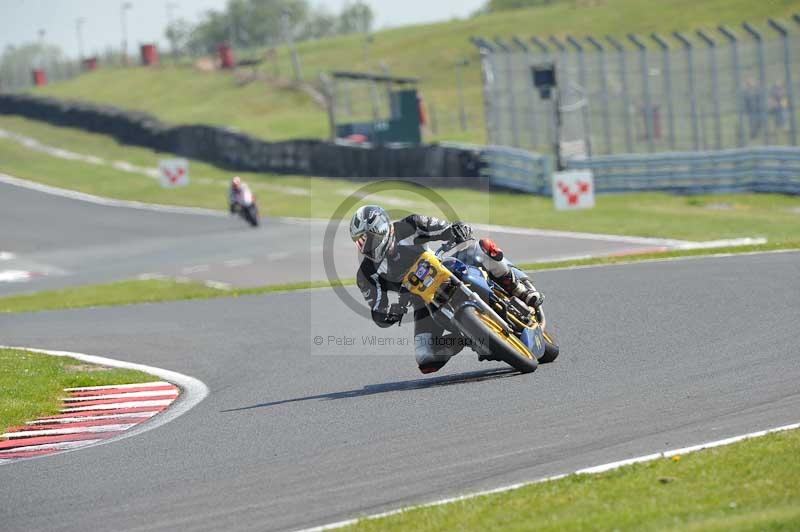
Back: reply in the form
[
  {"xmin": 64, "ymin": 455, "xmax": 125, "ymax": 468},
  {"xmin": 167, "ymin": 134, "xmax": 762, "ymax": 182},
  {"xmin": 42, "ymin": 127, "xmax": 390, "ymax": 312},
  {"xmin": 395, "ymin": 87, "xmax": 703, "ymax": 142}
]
[{"xmin": 403, "ymin": 251, "xmax": 450, "ymax": 305}]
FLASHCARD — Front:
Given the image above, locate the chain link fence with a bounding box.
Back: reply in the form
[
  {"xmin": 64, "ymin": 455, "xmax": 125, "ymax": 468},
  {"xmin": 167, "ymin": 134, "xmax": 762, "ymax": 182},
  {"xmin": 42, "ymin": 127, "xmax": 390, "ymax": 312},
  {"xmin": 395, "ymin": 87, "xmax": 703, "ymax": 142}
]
[{"xmin": 473, "ymin": 18, "xmax": 800, "ymax": 161}]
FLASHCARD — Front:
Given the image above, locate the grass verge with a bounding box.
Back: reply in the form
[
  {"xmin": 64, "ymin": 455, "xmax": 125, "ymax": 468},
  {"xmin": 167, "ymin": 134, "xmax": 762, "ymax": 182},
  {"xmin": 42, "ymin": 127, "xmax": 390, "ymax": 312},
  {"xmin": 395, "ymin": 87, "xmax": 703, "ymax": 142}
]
[
  {"xmin": 517, "ymin": 241, "xmax": 800, "ymax": 271},
  {"xmin": 1, "ymin": 244, "xmax": 797, "ymax": 314},
  {"xmin": 1, "ymin": 116, "xmax": 799, "ymax": 243},
  {"xmin": 31, "ymin": 0, "xmax": 799, "ymax": 144},
  {"xmin": 0, "ymin": 348, "xmax": 158, "ymax": 434},
  {"xmin": 0, "ymin": 278, "xmax": 348, "ymax": 314},
  {"xmin": 343, "ymin": 428, "xmax": 800, "ymax": 531}
]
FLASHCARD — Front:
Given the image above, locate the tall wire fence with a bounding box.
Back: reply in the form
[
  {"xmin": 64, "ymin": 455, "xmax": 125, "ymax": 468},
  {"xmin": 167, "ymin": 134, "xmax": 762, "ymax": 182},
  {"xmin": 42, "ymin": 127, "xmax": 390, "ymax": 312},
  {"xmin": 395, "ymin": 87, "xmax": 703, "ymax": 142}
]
[{"xmin": 473, "ymin": 17, "xmax": 800, "ymax": 160}]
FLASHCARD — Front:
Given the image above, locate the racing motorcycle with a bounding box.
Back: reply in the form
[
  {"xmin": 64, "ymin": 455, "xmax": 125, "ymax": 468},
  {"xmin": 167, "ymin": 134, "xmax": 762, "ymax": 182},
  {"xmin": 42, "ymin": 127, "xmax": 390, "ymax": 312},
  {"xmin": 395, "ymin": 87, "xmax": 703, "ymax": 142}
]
[
  {"xmin": 401, "ymin": 243, "xmax": 559, "ymax": 373},
  {"xmin": 231, "ymin": 188, "xmax": 260, "ymax": 227}
]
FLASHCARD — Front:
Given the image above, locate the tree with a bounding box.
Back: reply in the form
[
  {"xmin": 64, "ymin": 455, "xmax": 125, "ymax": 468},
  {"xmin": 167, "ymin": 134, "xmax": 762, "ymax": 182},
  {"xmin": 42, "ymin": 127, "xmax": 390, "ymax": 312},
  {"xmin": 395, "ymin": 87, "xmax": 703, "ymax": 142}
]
[
  {"xmin": 338, "ymin": 1, "xmax": 373, "ymax": 35},
  {"xmin": 300, "ymin": 8, "xmax": 339, "ymax": 41},
  {"xmin": 187, "ymin": 9, "xmax": 231, "ymax": 53},
  {"xmin": 165, "ymin": 18, "xmax": 193, "ymax": 55}
]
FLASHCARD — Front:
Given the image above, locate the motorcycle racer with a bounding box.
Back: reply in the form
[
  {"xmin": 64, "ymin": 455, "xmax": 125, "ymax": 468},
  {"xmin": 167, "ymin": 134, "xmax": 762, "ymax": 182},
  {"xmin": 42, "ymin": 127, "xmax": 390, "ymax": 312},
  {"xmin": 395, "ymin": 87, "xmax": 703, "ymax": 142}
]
[
  {"xmin": 228, "ymin": 176, "xmax": 252, "ymax": 213},
  {"xmin": 350, "ymin": 205, "xmax": 543, "ymax": 374}
]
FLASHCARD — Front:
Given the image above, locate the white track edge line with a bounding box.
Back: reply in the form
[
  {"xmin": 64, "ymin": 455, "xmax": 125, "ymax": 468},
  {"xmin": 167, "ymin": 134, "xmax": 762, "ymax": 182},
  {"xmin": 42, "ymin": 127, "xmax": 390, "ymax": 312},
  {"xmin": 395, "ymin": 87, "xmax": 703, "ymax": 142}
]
[
  {"xmin": 65, "ymin": 381, "xmax": 171, "ymax": 391},
  {"xmin": 0, "ymin": 346, "xmax": 209, "ymax": 465},
  {"xmin": 61, "ymin": 399, "xmax": 176, "ymax": 412},
  {"xmin": 3, "ymin": 424, "xmax": 137, "ymax": 438},
  {"xmin": 296, "ymin": 421, "xmax": 800, "ymax": 532},
  {"xmin": 62, "ymin": 390, "xmax": 179, "ymax": 401},
  {"xmin": 532, "ymin": 248, "xmax": 800, "ymax": 274},
  {"xmin": 26, "ymin": 412, "xmax": 160, "ymax": 425},
  {"xmin": 1, "ymin": 172, "xmax": 729, "ymax": 247},
  {"xmin": 0, "ymin": 173, "xmax": 226, "ymax": 217}
]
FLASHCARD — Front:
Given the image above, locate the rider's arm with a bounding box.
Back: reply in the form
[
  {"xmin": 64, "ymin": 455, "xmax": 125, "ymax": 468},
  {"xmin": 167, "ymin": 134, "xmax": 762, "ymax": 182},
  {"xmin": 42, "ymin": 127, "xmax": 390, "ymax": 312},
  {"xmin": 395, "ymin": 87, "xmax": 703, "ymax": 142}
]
[
  {"xmin": 401, "ymin": 214, "xmax": 455, "ymax": 244},
  {"xmin": 357, "ymin": 263, "xmax": 400, "ymax": 328},
  {"xmin": 402, "ymin": 215, "xmax": 471, "ymax": 245}
]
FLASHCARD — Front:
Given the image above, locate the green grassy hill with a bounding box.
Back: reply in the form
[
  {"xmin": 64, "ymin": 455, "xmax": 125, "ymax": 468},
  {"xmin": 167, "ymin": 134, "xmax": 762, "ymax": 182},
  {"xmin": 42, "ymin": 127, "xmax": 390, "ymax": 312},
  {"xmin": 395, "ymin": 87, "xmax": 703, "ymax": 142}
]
[{"xmin": 32, "ymin": 0, "xmax": 800, "ymax": 144}]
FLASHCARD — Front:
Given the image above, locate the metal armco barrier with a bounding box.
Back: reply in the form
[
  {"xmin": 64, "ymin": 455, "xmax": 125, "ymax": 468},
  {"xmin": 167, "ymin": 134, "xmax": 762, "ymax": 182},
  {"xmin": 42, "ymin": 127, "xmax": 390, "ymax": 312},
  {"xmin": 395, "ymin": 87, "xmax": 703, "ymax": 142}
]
[
  {"xmin": 479, "ymin": 146, "xmax": 800, "ymax": 195},
  {"xmin": 568, "ymin": 147, "xmax": 800, "ymax": 194},
  {"xmin": 478, "ymin": 145, "xmax": 552, "ymax": 194}
]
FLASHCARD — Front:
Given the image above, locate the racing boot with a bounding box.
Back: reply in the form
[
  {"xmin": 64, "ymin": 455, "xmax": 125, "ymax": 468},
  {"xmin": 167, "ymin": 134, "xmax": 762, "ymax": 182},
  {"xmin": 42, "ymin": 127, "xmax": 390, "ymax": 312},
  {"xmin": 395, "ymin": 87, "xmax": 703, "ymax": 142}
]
[
  {"xmin": 475, "ymin": 239, "xmax": 543, "ymax": 309},
  {"xmin": 497, "ymin": 269, "xmax": 544, "ymax": 310}
]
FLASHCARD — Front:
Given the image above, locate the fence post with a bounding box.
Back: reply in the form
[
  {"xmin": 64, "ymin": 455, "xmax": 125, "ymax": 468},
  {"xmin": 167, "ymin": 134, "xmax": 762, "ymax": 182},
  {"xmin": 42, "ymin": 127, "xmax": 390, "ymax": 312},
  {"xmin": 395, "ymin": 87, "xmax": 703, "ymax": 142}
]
[
  {"xmin": 513, "ymin": 36, "xmax": 538, "ymax": 149},
  {"xmin": 742, "ymin": 23, "xmax": 770, "ymax": 146},
  {"xmin": 530, "ymin": 37, "xmax": 554, "ymax": 154},
  {"xmin": 454, "ymin": 57, "xmax": 469, "ymax": 132},
  {"xmin": 718, "ymin": 26, "xmax": 745, "ymax": 148},
  {"xmin": 768, "ymin": 19, "xmax": 797, "ymax": 146},
  {"xmin": 495, "ymin": 37, "xmax": 519, "ymax": 147},
  {"xmin": 548, "ymin": 36, "xmax": 569, "ymax": 84},
  {"xmin": 628, "ymin": 34, "xmax": 655, "ymax": 152},
  {"xmin": 471, "ymin": 37, "xmax": 496, "ymax": 146},
  {"xmin": 567, "ymin": 35, "xmax": 593, "ymax": 157},
  {"xmin": 606, "ymin": 36, "xmax": 634, "ymax": 152},
  {"xmin": 651, "ymin": 33, "xmax": 676, "ymax": 150},
  {"xmin": 587, "ymin": 37, "xmax": 612, "ymax": 155},
  {"xmin": 673, "ymin": 32, "xmax": 700, "ymax": 151},
  {"xmin": 697, "ymin": 30, "xmax": 722, "ymax": 150}
]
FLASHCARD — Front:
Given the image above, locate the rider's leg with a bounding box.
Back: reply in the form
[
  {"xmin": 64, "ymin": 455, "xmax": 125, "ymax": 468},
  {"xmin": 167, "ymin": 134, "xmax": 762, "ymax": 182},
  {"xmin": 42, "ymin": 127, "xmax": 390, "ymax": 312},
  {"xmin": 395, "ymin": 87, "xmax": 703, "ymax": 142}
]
[
  {"xmin": 467, "ymin": 238, "xmax": 544, "ymax": 309},
  {"xmin": 414, "ymin": 307, "xmax": 464, "ymax": 374}
]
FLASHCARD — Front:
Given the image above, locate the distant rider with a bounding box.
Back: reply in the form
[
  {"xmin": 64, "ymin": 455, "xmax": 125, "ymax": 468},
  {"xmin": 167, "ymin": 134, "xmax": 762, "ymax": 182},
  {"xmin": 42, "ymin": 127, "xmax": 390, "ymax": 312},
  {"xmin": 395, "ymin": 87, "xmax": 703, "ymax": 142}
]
[
  {"xmin": 350, "ymin": 205, "xmax": 543, "ymax": 374},
  {"xmin": 228, "ymin": 176, "xmax": 252, "ymax": 213}
]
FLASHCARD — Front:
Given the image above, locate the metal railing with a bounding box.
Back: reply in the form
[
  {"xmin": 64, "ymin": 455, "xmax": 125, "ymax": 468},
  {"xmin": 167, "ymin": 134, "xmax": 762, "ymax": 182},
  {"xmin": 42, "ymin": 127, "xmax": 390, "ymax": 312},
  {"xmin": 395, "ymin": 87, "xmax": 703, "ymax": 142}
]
[
  {"xmin": 568, "ymin": 146, "xmax": 800, "ymax": 194},
  {"xmin": 477, "ymin": 145, "xmax": 800, "ymax": 196},
  {"xmin": 477, "ymin": 145, "xmax": 552, "ymax": 194}
]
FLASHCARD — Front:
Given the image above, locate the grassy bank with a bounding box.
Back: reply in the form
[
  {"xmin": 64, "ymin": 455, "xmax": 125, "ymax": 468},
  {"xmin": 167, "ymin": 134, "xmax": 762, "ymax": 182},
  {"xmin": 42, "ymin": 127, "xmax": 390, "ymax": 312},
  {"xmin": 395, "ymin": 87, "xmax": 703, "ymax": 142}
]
[
  {"xmin": 2, "ymin": 244, "xmax": 796, "ymax": 314},
  {"xmin": 30, "ymin": 0, "xmax": 800, "ymax": 144},
  {"xmin": 0, "ymin": 348, "xmax": 158, "ymax": 434},
  {"xmin": 0, "ymin": 278, "xmax": 343, "ymax": 314},
  {"xmin": 345, "ymin": 428, "xmax": 800, "ymax": 531},
  {"xmin": 2, "ymin": 117, "xmax": 799, "ymax": 243}
]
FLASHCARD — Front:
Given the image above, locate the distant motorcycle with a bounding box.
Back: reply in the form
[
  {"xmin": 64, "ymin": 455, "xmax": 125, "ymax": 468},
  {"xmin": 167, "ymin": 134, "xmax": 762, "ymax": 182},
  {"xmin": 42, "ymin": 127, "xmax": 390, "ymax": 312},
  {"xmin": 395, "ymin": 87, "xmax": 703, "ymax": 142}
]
[{"xmin": 231, "ymin": 188, "xmax": 260, "ymax": 227}]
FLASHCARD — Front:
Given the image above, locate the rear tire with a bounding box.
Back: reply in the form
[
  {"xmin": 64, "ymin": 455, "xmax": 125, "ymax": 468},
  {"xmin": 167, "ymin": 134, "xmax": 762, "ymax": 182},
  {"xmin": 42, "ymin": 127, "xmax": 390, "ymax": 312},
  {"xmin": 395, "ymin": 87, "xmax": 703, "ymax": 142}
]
[
  {"xmin": 457, "ymin": 306, "xmax": 538, "ymax": 373},
  {"xmin": 538, "ymin": 329, "xmax": 560, "ymax": 364}
]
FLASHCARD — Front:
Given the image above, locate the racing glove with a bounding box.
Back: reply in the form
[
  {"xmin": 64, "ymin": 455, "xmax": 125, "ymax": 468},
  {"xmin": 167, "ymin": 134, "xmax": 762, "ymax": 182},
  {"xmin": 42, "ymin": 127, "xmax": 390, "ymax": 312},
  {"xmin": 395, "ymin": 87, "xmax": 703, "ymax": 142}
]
[{"xmin": 451, "ymin": 221, "xmax": 473, "ymax": 243}]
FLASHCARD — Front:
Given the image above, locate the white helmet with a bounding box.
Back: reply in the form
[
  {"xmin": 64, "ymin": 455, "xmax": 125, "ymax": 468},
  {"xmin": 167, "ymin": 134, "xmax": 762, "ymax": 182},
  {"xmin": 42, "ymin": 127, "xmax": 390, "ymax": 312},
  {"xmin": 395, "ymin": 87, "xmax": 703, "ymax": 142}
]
[{"xmin": 350, "ymin": 205, "xmax": 393, "ymax": 263}]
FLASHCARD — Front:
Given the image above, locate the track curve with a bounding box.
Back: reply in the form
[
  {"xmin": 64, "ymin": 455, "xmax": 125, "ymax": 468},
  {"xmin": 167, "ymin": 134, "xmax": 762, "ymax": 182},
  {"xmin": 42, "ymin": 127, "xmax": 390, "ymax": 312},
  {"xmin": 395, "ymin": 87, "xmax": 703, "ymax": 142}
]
[
  {"xmin": 1, "ymin": 251, "xmax": 798, "ymax": 531},
  {"xmin": 0, "ymin": 178, "xmax": 667, "ymax": 296}
]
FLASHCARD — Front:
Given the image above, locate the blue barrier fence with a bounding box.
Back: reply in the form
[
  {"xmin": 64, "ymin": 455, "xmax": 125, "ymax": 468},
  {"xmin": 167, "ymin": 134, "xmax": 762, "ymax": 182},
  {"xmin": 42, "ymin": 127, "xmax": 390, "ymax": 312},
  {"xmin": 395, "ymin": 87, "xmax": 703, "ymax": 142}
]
[
  {"xmin": 478, "ymin": 146, "xmax": 800, "ymax": 195},
  {"xmin": 478, "ymin": 145, "xmax": 552, "ymax": 193}
]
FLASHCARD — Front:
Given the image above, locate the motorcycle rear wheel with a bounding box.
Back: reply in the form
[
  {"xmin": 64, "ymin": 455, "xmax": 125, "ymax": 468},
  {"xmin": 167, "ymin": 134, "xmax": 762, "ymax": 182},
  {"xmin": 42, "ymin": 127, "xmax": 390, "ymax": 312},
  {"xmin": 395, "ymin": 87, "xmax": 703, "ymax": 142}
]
[{"xmin": 457, "ymin": 306, "xmax": 538, "ymax": 373}]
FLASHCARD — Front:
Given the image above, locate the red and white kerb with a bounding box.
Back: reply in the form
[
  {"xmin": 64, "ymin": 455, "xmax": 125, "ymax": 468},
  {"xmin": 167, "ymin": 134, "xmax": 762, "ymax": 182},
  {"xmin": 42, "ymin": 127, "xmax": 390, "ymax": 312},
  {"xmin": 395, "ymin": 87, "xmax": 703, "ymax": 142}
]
[{"xmin": 0, "ymin": 381, "xmax": 179, "ymax": 462}]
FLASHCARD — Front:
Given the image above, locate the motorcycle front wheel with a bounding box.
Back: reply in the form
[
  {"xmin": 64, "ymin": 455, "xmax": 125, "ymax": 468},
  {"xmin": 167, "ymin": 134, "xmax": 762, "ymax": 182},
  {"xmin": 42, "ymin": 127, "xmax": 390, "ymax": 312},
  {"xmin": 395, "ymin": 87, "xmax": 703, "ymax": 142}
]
[
  {"xmin": 243, "ymin": 205, "xmax": 259, "ymax": 227},
  {"xmin": 457, "ymin": 306, "xmax": 538, "ymax": 373},
  {"xmin": 539, "ymin": 329, "xmax": 560, "ymax": 364}
]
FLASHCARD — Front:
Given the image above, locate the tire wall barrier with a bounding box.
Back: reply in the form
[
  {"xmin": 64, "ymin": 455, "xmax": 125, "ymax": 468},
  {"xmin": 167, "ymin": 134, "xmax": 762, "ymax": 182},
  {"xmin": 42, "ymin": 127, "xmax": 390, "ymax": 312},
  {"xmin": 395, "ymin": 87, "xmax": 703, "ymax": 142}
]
[{"xmin": 0, "ymin": 94, "xmax": 484, "ymax": 187}]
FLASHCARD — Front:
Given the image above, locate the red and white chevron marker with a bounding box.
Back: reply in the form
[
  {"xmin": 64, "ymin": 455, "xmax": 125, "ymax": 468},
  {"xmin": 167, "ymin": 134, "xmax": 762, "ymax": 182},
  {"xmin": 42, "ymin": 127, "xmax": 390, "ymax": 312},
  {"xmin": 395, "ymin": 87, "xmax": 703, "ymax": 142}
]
[{"xmin": 0, "ymin": 381, "xmax": 179, "ymax": 461}]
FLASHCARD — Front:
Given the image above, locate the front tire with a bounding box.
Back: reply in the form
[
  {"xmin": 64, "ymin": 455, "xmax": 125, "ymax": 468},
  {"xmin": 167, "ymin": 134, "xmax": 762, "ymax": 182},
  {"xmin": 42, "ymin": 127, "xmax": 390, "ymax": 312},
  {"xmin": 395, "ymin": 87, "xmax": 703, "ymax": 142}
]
[
  {"xmin": 243, "ymin": 205, "xmax": 259, "ymax": 227},
  {"xmin": 539, "ymin": 329, "xmax": 560, "ymax": 364},
  {"xmin": 457, "ymin": 306, "xmax": 538, "ymax": 373}
]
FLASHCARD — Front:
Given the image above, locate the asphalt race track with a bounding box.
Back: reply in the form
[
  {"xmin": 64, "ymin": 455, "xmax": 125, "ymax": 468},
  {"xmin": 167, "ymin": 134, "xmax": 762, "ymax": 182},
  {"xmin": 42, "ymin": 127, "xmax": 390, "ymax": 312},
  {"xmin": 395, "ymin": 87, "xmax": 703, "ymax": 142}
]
[
  {"xmin": 2, "ymin": 245, "xmax": 799, "ymax": 530},
  {"xmin": 0, "ymin": 180, "xmax": 667, "ymax": 295}
]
